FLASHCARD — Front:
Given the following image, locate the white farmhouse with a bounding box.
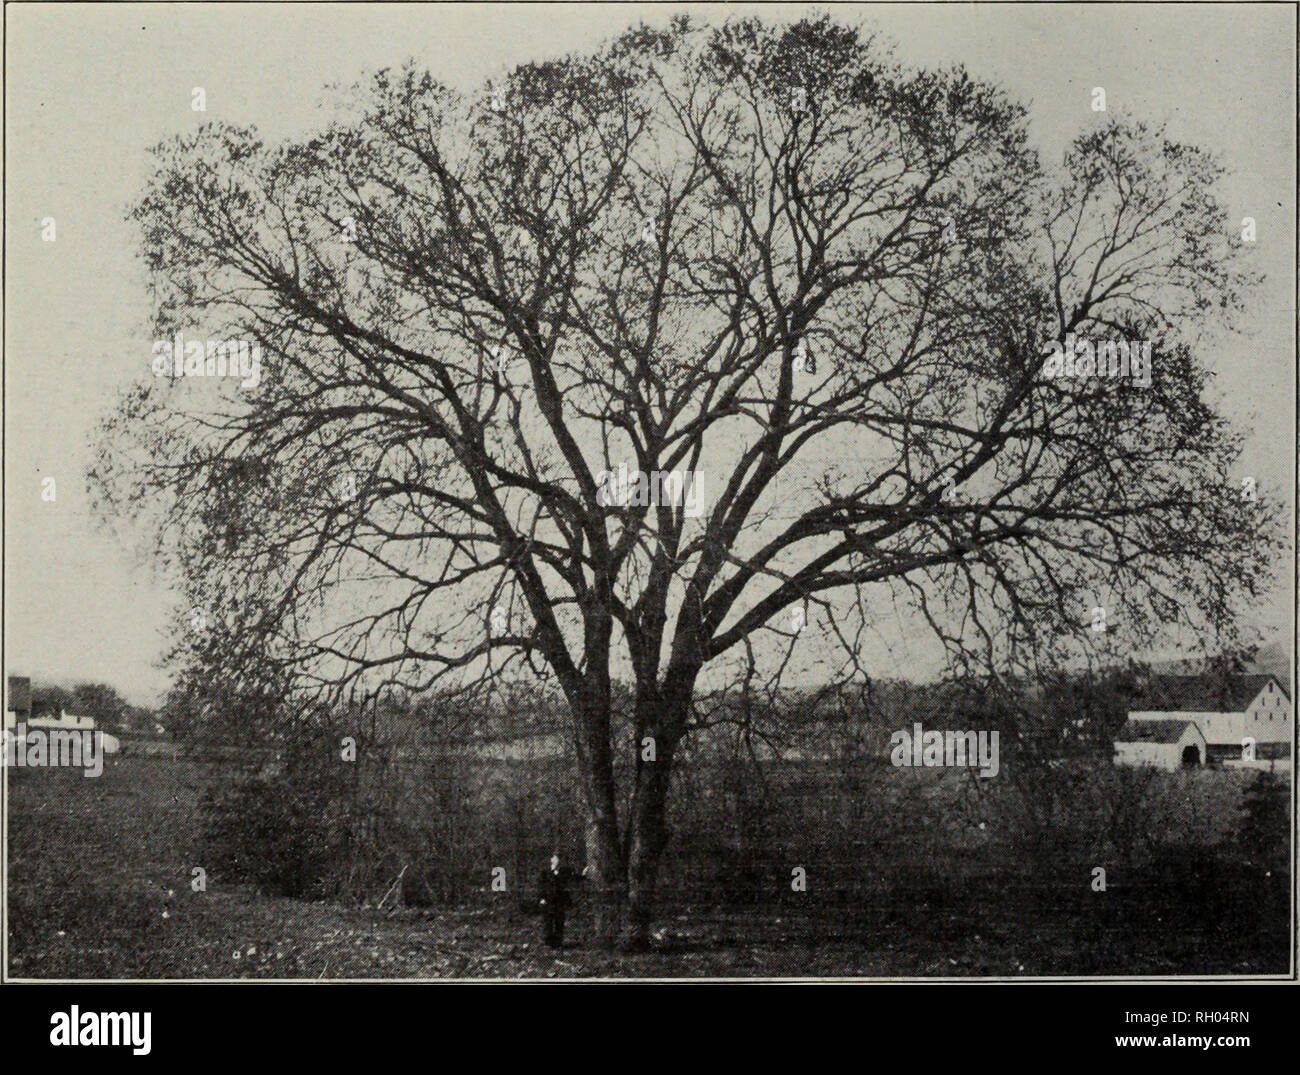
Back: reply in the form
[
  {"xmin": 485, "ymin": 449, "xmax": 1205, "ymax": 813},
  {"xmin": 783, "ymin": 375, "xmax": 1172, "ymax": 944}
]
[{"xmin": 1115, "ymin": 673, "xmax": 1291, "ymax": 772}]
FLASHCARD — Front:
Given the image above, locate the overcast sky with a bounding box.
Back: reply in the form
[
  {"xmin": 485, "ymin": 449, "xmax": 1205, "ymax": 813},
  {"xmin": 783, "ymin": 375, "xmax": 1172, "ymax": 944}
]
[{"xmin": 4, "ymin": 3, "xmax": 1294, "ymax": 704}]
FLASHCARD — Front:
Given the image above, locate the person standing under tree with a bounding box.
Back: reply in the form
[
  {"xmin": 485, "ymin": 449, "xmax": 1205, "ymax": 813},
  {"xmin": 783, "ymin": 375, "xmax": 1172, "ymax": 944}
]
[{"xmin": 537, "ymin": 850, "xmax": 585, "ymax": 949}]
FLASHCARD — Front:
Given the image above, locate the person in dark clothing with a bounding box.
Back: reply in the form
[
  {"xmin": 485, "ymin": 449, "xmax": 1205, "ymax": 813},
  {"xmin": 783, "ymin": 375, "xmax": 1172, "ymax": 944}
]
[{"xmin": 537, "ymin": 851, "xmax": 583, "ymax": 949}]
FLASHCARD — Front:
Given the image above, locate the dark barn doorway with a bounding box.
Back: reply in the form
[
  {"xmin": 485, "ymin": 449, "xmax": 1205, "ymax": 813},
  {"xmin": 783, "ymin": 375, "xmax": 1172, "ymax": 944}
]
[{"xmin": 1181, "ymin": 744, "xmax": 1201, "ymax": 769}]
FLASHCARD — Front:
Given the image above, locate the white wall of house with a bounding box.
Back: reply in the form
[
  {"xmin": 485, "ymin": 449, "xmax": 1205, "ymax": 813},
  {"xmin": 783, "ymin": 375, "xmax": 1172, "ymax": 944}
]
[
  {"xmin": 1129, "ymin": 681, "xmax": 1292, "ymax": 751},
  {"xmin": 10, "ymin": 711, "xmax": 119, "ymax": 754},
  {"xmin": 1244, "ymin": 680, "xmax": 1291, "ymax": 744},
  {"xmin": 1114, "ymin": 725, "xmax": 1206, "ymax": 771},
  {"xmin": 27, "ymin": 710, "xmax": 96, "ymax": 732},
  {"xmin": 1114, "ymin": 740, "xmax": 1178, "ymax": 769},
  {"xmin": 1180, "ymin": 726, "xmax": 1207, "ymax": 767}
]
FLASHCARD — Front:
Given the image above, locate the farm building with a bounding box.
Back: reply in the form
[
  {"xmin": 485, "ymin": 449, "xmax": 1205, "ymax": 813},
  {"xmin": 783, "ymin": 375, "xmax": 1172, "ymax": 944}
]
[
  {"xmin": 5, "ymin": 707, "xmax": 120, "ymax": 754},
  {"xmin": 1115, "ymin": 673, "xmax": 1292, "ymax": 771},
  {"xmin": 1113, "ymin": 718, "xmax": 1206, "ymax": 770}
]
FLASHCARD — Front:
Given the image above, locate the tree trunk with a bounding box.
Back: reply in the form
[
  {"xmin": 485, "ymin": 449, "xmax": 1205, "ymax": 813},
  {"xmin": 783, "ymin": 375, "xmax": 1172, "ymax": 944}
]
[
  {"xmin": 571, "ymin": 674, "xmax": 623, "ymax": 950},
  {"xmin": 585, "ymin": 809, "xmax": 624, "ymax": 949},
  {"xmin": 618, "ymin": 743, "xmax": 676, "ymax": 951},
  {"xmin": 573, "ymin": 678, "xmax": 688, "ymax": 950}
]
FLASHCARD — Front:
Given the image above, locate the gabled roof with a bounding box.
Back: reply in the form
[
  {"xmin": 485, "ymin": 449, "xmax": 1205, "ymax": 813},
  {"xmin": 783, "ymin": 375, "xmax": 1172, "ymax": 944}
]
[
  {"xmin": 1131, "ymin": 673, "xmax": 1288, "ymax": 714},
  {"xmin": 1115, "ymin": 718, "xmax": 1202, "ymax": 745},
  {"xmin": 1261, "ymin": 674, "xmax": 1291, "ymax": 703}
]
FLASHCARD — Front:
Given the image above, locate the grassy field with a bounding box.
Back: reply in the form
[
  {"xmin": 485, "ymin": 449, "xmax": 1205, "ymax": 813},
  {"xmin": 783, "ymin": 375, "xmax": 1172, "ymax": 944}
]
[{"xmin": 5, "ymin": 754, "xmax": 1291, "ymax": 978}]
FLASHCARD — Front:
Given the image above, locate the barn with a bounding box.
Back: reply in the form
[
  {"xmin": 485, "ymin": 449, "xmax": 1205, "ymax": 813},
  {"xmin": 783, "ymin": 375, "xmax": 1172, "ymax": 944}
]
[
  {"xmin": 1115, "ymin": 673, "xmax": 1292, "ymax": 771},
  {"xmin": 1113, "ymin": 718, "xmax": 1207, "ymax": 770}
]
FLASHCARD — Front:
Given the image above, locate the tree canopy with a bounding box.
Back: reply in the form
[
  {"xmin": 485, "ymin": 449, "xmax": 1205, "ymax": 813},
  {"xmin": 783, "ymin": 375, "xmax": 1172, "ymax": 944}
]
[{"xmin": 96, "ymin": 14, "xmax": 1278, "ymax": 945}]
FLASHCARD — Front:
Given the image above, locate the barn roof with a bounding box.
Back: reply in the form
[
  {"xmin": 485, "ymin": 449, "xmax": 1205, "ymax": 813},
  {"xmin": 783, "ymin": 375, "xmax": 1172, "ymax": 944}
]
[
  {"xmin": 1115, "ymin": 718, "xmax": 1200, "ymax": 744},
  {"xmin": 1131, "ymin": 673, "xmax": 1287, "ymax": 714}
]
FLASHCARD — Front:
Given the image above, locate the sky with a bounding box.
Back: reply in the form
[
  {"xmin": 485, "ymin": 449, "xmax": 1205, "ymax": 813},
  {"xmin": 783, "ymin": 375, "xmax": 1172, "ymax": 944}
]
[{"xmin": 3, "ymin": 2, "xmax": 1295, "ymax": 705}]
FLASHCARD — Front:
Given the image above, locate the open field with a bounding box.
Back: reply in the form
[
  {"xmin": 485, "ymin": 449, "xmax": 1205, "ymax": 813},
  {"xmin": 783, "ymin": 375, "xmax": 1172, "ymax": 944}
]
[{"xmin": 6, "ymin": 755, "xmax": 1290, "ymax": 978}]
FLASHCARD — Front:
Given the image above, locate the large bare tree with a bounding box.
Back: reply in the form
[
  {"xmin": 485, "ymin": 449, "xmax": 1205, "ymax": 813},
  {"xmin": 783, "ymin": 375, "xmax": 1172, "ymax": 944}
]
[{"xmin": 98, "ymin": 15, "xmax": 1277, "ymax": 947}]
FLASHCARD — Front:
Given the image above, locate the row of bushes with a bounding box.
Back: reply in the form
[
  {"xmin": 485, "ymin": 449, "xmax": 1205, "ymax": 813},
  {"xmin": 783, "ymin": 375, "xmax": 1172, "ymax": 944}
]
[{"xmin": 197, "ymin": 715, "xmax": 1290, "ymax": 917}]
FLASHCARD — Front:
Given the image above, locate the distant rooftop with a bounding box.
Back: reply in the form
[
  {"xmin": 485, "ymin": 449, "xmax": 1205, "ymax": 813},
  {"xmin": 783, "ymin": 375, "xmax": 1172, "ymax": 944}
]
[{"xmin": 1131, "ymin": 673, "xmax": 1287, "ymax": 714}]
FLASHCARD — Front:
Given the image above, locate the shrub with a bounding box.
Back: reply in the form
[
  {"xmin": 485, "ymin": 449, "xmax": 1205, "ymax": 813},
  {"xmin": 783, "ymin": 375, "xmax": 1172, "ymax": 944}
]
[
  {"xmin": 1239, "ymin": 770, "xmax": 1289, "ymax": 872},
  {"xmin": 199, "ymin": 773, "xmax": 349, "ymax": 898}
]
